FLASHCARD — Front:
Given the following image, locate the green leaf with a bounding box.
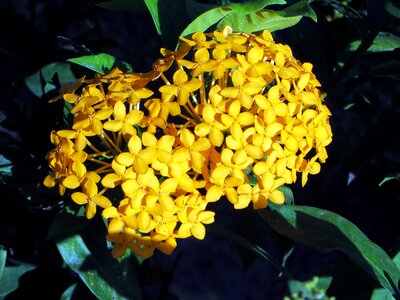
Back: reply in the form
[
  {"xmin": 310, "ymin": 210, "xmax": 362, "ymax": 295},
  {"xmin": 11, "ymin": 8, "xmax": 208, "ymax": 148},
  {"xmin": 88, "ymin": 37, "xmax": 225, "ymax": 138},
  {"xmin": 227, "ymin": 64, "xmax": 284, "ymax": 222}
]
[
  {"xmin": 144, "ymin": 0, "xmax": 161, "ymax": 35},
  {"xmin": 151, "ymin": 0, "xmax": 216, "ymax": 48},
  {"xmin": 370, "ymin": 288, "xmax": 395, "ymax": 300},
  {"xmin": 60, "ymin": 283, "xmax": 78, "ymax": 300},
  {"xmin": 0, "ymin": 155, "xmax": 12, "ymax": 177},
  {"xmin": 385, "ymin": 0, "xmax": 400, "ymax": 19},
  {"xmin": 56, "ymin": 233, "xmax": 142, "ymax": 300},
  {"xmin": 0, "ymin": 248, "xmax": 6, "ymax": 280},
  {"xmin": 279, "ymin": 0, "xmax": 317, "ymax": 22},
  {"xmin": 181, "ymin": 6, "xmax": 233, "ymax": 37},
  {"xmin": 228, "ymin": 0, "xmax": 286, "ymax": 14},
  {"xmin": 0, "ymin": 260, "xmax": 36, "ymax": 297},
  {"xmin": 259, "ymin": 205, "xmax": 400, "ymax": 297},
  {"xmin": 180, "ymin": 0, "xmax": 300, "ymax": 38},
  {"xmin": 67, "ymin": 53, "xmax": 133, "ymax": 75},
  {"xmin": 328, "ymin": 0, "xmax": 364, "ymax": 19},
  {"xmin": 96, "ymin": 0, "xmax": 147, "ymax": 11},
  {"xmin": 288, "ymin": 276, "xmax": 333, "ymax": 299},
  {"xmin": 277, "ymin": 185, "xmax": 294, "ymax": 204},
  {"xmin": 370, "ymin": 251, "xmax": 400, "ymax": 300},
  {"xmin": 25, "ymin": 62, "xmax": 75, "ymax": 97},
  {"xmin": 349, "ymin": 32, "xmax": 400, "ymax": 52},
  {"xmin": 379, "ymin": 175, "xmax": 399, "ymax": 187},
  {"xmin": 47, "ymin": 204, "xmax": 87, "ymax": 240},
  {"xmin": 209, "ymin": 225, "xmax": 292, "ymax": 278},
  {"xmin": 217, "ymin": 9, "xmax": 303, "ymax": 33},
  {"xmin": 393, "ymin": 251, "xmax": 400, "ymax": 268}
]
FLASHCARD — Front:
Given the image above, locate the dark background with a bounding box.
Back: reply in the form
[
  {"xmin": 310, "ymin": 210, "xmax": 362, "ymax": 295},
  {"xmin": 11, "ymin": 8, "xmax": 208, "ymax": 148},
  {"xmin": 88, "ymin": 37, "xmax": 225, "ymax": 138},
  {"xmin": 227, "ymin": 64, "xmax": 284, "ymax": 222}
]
[{"xmin": 0, "ymin": 0, "xmax": 399, "ymax": 299}]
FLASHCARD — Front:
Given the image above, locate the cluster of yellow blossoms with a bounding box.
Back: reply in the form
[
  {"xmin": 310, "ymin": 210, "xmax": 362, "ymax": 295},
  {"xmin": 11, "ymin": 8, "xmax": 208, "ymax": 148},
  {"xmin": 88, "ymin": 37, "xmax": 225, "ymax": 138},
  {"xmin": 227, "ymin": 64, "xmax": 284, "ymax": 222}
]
[{"xmin": 44, "ymin": 27, "xmax": 332, "ymax": 259}]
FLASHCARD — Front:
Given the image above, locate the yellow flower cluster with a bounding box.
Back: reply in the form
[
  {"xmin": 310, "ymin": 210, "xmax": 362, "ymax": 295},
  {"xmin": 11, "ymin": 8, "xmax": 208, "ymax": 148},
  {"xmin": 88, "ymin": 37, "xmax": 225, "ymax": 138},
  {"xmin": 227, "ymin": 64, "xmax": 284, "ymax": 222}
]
[{"xmin": 44, "ymin": 26, "xmax": 332, "ymax": 259}]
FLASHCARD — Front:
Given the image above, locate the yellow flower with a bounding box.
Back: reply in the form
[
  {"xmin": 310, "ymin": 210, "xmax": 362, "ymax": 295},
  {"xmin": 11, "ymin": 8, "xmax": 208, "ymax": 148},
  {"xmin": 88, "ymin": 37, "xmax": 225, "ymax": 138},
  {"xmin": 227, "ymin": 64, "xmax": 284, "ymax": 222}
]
[
  {"xmin": 195, "ymin": 104, "xmax": 230, "ymax": 147},
  {"xmin": 107, "ymin": 227, "xmax": 155, "ymax": 259},
  {"xmin": 178, "ymin": 47, "xmax": 219, "ymax": 76},
  {"xmin": 71, "ymin": 179, "xmax": 112, "ymax": 219},
  {"xmin": 176, "ymin": 193, "xmax": 215, "ymax": 240},
  {"xmin": 103, "ymin": 101, "xmax": 144, "ymax": 138},
  {"xmin": 72, "ymin": 106, "xmax": 113, "ymax": 135},
  {"xmin": 44, "ymin": 25, "xmax": 333, "ymax": 260},
  {"xmin": 179, "ymin": 128, "xmax": 211, "ymax": 173},
  {"xmin": 159, "ymin": 69, "xmax": 202, "ymax": 105},
  {"xmin": 206, "ymin": 148, "xmax": 253, "ymax": 204}
]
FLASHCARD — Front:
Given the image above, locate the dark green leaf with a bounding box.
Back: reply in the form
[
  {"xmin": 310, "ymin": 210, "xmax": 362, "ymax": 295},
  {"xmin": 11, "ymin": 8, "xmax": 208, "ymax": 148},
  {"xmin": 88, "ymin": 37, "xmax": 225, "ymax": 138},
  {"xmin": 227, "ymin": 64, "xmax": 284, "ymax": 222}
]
[
  {"xmin": 96, "ymin": 0, "xmax": 147, "ymax": 11},
  {"xmin": 67, "ymin": 53, "xmax": 133, "ymax": 75},
  {"xmin": 278, "ymin": 0, "xmax": 317, "ymax": 22},
  {"xmin": 0, "ymin": 260, "xmax": 36, "ymax": 297},
  {"xmin": 144, "ymin": 0, "xmax": 161, "ymax": 35},
  {"xmin": 349, "ymin": 32, "xmax": 400, "ymax": 52},
  {"xmin": 217, "ymin": 9, "xmax": 302, "ymax": 33},
  {"xmin": 277, "ymin": 185, "xmax": 294, "ymax": 204},
  {"xmin": 0, "ymin": 248, "xmax": 6, "ymax": 280},
  {"xmin": 25, "ymin": 62, "xmax": 75, "ymax": 98},
  {"xmin": 47, "ymin": 204, "xmax": 87, "ymax": 240},
  {"xmin": 328, "ymin": 0, "xmax": 364, "ymax": 19},
  {"xmin": 228, "ymin": 0, "xmax": 286, "ymax": 14},
  {"xmin": 158, "ymin": 0, "xmax": 191, "ymax": 48},
  {"xmin": 56, "ymin": 233, "xmax": 142, "ymax": 300},
  {"xmin": 259, "ymin": 205, "xmax": 400, "ymax": 296},
  {"xmin": 60, "ymin": 283, "xmax": 78, "ymax": 300},
  {"xmin": 154, "ymin": 0, "xmax": 217, "ymax": 48},
  {"xmin": 370, "ymin": 251, "xmax": 400, "ymax": 300},
  {"xmin": 385, "ymin": 0, "xmax": 400, "ymax": 19},
  {"xmin": 209, "ymin": 225, "xmax": 292, "ymax": 278}
]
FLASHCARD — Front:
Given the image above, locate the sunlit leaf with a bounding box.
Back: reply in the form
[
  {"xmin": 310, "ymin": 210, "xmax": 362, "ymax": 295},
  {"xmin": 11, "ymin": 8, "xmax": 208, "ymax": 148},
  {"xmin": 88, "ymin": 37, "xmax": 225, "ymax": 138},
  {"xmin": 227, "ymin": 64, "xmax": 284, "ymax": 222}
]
[
  {"xmin": 181, "ymin": 0, "xmax": 286, "ymax": 37},
  {"xmin": 259, "ymin": 205, "xmax": 400, "ymax": 296},
  {"xmin": 228, "ymin": 0, "xmax": 286, "ymax": 14},
  {"xmin": 68, "ymin": 53, "xmax": 133, "ymax": 75},
  {"xmin": 96, "ymin": 0, "xmax": 147, "ymax": 11},
  {"xmin": 216, "ymin": 0, "xmax": 317, "ymax": 33},
  {"xmin": 181, "ymin": 6, "xmax": 232, "ymax": 37},
  {"xmin": 0, "ymin": 259, "xmax": 36, "ymax": 297},
  {"xmin": 217, "ymin": 9, "xmax": 302, "ymax": 33},
  {"xmin": 56, "ymin": 233, "xmax": 142, "ymax": 300}
]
